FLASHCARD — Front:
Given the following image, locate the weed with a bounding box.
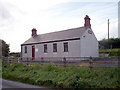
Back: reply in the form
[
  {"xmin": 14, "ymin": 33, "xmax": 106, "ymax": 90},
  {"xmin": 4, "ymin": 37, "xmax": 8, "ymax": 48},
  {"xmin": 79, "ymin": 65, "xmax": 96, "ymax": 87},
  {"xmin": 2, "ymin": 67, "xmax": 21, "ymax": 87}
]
[{"xmin": 2, "ymin": 62, "xmax": 120, "ymax": 88}]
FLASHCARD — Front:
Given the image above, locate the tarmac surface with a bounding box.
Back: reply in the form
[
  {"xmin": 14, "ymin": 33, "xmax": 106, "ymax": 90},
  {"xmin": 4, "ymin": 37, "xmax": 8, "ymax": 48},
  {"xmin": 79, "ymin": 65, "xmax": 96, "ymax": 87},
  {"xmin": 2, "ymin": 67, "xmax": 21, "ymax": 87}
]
[{"xmin": 1, "ymin": 78, "xmax": 54, "ymax": 90}]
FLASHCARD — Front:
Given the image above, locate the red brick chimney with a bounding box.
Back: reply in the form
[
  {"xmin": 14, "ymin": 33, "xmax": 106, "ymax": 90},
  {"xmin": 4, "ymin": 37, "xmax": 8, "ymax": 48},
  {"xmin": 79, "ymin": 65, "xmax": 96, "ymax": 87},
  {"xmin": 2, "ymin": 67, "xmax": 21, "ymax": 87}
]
[
  {"xmin": 31, "ymin": 28, "xmax": 37, "ymax": 37},
  {"xmin": 84, "ymin": 15, "xmax": 91, "ymax": 28}
]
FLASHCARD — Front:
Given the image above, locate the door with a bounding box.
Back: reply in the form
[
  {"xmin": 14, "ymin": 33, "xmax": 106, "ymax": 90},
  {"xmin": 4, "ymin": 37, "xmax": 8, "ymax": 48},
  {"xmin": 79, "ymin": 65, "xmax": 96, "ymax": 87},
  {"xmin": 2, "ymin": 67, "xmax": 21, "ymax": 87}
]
[{"xmin": 32, "ymin": 46, "xmax": 35, "ymax": 60}]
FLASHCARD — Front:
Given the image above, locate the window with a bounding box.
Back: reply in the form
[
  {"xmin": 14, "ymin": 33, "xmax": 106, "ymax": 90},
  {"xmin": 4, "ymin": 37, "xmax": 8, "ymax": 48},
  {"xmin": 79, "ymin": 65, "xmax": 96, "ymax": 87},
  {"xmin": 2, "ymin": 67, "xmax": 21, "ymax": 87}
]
[
  {"xmin": 44, "ymin": 44, "xmax": 47, "ymax": 53},
  {"xmin": 64, "ymin": 42, "xmax": 68, "ymax": 52},
  {"xmin": 53, "ymin": 43, "xmax": 57, "ymax": 52},
  {"xmin": 24, "ymin": 46, "xmax": 27, "ymax": 53}
]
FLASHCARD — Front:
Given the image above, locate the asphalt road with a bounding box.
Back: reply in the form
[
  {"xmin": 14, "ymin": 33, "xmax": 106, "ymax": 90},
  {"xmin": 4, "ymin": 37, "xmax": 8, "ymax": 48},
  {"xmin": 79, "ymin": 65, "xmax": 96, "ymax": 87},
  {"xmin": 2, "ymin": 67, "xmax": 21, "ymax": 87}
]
[{"xmin": 0, "ymin": 78, "xmax": 54, "ymax": 90}]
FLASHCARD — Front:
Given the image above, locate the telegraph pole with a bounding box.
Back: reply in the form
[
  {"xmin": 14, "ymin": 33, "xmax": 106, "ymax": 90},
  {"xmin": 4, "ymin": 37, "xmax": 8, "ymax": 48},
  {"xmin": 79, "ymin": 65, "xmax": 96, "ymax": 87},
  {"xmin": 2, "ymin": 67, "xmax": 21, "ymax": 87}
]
[
  {"xmin": 108, "ymin": 19, "xmax": 109, "ymax": 49},
  {"xmin": 108, "ymin": 19, "xmax": 109, "ymax": 40}
]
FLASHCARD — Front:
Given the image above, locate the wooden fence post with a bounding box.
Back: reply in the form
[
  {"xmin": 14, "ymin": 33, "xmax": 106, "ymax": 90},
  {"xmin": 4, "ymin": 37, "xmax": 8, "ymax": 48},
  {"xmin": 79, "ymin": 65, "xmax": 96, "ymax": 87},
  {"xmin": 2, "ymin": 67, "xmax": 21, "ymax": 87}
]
[
  {"xmin": 41, "ymin": 57, "xmax": 44, "ymax": 65},
  {"xmin": 89, "ymin": 56, "xmax": 93, "ymax": 69},
  {"xmin": 118, "ymin": 56, "xmax": 120, "ymax": 68},
  {"xmin": 7, "ymin": 57, "xmax": 10, "ymax": 64},
  {"xmin": 26, "ymin": 58, "xmax": 29, "ymax": 65},
  {"xmin": 63, "ymin": 57, "xmax": 66, "ymax": 67}
]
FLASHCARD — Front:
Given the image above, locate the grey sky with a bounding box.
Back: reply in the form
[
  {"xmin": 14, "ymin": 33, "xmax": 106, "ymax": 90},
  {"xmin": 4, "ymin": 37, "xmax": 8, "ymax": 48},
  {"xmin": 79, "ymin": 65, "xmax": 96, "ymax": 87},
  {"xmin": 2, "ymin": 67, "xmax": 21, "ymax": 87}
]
[{"xmin": 0, "ymin": 0, "xmax": 119, "ymax": 52}]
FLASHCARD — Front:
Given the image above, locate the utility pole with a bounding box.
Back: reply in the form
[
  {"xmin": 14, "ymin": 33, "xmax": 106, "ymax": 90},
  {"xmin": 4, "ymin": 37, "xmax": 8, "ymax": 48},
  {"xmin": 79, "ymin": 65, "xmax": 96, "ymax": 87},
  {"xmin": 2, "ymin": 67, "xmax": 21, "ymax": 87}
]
[
  {"xmin": 108, "ymin": 19, "xmax": 109, "ymax": 49},
  {"xmin": 118, "ymin": 1, "xmax": 120, "ymax": 38},
  {"xmin": 108, "ymin": 19, "xmax": 109, "ymax": 40}
]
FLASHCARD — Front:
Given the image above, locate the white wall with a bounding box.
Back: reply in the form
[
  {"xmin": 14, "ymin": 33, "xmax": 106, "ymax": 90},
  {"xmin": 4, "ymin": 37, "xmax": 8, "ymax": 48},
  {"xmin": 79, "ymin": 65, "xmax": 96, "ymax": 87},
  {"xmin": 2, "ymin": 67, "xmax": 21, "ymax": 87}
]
[
  {"xmin": 21, "ymin": 39, "xmax": 81, "ymax": 58},
  {"xmin": 22, "ymin": 45, "xmax": 32, "ymax": 58},
  {"xmin": 21, "ymin": 28, "xmax": 98, "ymax": 58},
  {"xmin": 37, "ymin": 40, "xmax": 81, "ymax": 57},
  {"xmin": 80, "ymin": 28, "xmax": 98, "ymax": 57}
]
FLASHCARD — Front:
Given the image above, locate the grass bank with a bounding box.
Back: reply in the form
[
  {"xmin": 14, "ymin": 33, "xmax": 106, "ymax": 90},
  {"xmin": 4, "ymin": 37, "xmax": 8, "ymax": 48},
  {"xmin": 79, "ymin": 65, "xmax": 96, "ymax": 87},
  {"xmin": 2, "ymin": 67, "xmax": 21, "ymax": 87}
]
[
  {"xmin": 0, "ymin": 60, "xmax": 2, "ymax": 78},
  {"xmin": 99, "ymin": 48, "xmax": 120, "ymax": 56},
  {"xmin": 2, "ymin": 61, "xmax": 120, "ymax": 88}
]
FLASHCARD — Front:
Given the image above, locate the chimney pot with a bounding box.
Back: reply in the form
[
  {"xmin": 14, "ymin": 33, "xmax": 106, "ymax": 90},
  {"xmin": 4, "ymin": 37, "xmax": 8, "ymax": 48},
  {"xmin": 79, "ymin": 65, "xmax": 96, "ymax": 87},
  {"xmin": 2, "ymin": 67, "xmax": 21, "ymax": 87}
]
[
  {"xmin": 31, "ymin": 28, "xmax": 37, "ymax": 37},
  {"xmin": 84, "ymin": 15, "xmax": 91, "ymax": 28}
]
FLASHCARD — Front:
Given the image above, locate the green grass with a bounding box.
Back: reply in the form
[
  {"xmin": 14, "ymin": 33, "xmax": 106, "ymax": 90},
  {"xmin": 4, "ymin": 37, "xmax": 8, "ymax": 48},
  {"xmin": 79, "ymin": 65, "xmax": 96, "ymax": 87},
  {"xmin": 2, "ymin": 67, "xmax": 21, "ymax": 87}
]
[
  {"xmin": 99, "ymin": 48, "xmax": 120, "ymax": 56},
  {"xmin": 99, "ymin": 48, "xmax": 120, "ymax": 52},
  {"xmin": 2, "ymin": 61, "xmax": 120, "ymax": 88},
  {"xmin": 0, "ymin": 60, "xmax": 2, "ymax": 78}
]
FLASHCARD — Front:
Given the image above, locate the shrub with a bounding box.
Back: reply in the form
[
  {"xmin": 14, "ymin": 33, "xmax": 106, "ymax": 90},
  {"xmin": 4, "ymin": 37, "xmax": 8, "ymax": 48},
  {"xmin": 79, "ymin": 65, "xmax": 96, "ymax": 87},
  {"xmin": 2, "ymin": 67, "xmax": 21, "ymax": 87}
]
[{"xmin": 2, "ymin": 63, "xmax": 120, "ymax": 88}]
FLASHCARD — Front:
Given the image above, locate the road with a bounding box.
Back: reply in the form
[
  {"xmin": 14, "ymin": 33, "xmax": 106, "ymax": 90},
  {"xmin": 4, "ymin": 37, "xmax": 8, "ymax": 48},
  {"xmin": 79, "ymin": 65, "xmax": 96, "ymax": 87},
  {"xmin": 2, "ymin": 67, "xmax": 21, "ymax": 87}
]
[{"xmin": 0, "ymin": 78, "xmax": 53, "ymax": 89}]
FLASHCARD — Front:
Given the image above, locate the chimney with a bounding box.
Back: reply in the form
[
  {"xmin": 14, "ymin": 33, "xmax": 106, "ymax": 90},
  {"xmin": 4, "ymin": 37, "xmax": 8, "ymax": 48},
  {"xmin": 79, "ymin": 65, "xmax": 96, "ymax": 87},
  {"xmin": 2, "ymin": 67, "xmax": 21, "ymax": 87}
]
[
  {"xmin": 84, "ymin": 15, "xmax": 91, "ymax": 28},
  {"xmin": 31, "ymin": 28, "xmax": 37, "ymax": 37}
]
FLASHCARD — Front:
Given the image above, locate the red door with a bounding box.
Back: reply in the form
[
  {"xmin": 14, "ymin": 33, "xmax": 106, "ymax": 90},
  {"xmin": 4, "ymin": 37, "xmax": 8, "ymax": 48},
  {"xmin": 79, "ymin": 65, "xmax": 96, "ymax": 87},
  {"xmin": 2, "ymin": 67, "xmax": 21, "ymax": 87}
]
[{"xmin": 32, "ymin": 46, "xmax": 35, "ymax": 60}]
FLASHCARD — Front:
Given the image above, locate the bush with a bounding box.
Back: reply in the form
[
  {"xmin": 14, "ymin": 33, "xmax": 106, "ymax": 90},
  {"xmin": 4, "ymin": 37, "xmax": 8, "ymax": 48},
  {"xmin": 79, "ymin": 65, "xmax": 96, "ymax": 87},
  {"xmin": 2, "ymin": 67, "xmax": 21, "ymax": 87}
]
[
  {"xmin": 2, "ymin": 63, "xmax": 120, "ymax": 88},
  {"xmin": 109, "ymin": 49, "xmax": 120, "ymax": 56}
]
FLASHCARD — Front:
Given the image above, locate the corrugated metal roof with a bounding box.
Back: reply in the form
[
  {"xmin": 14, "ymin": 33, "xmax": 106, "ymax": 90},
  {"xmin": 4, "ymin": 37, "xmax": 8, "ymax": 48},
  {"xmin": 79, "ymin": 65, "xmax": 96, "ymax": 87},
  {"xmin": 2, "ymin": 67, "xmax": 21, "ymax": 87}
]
[{"xmin": 22, "ymin": 27, "xmax": 87, "ymax": 45}]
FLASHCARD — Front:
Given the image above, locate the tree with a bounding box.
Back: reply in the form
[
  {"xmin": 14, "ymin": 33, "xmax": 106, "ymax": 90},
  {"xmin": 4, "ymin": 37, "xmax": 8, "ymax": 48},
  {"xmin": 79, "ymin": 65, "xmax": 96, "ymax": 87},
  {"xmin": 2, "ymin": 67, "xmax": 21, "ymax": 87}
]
[
  {"xmin": 9, "ymin": 52, "xmax": 20, "ymax": 57},
  {"xmin": 0, "ymin": 39, "xmax": 10, "ymax": 57},
  {"xmin": 99, "ymin": 38, "xmax": 120, "ymax": 49}
]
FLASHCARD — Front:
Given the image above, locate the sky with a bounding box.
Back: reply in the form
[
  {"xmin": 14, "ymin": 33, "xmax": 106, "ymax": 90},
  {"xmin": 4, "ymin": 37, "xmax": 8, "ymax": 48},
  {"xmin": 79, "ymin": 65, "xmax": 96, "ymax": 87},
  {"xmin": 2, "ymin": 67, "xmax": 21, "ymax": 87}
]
[{"xmin": 0, "ymin": 0, "xmax": 119, "ymax": 52}]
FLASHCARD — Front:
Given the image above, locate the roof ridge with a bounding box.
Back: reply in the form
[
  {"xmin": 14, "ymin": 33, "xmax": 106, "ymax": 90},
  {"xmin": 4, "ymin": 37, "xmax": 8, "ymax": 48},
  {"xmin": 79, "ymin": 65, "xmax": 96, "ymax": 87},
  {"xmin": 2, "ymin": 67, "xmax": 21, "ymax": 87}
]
[
  {"xmin": 38, "ymin": 26, "xmax": 85, "ymax": 35},
  {"xmin": 22, "ymin": 26, "xmax": 86, "ymax": 45}
]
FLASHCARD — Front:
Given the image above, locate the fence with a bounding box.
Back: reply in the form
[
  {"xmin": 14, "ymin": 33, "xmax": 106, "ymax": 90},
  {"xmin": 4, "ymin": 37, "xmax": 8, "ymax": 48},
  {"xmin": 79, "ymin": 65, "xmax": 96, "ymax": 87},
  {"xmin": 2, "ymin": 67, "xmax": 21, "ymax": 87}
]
[{"xmin": 2, "ymin": 56, "xmax": 120, "ymax": 67}]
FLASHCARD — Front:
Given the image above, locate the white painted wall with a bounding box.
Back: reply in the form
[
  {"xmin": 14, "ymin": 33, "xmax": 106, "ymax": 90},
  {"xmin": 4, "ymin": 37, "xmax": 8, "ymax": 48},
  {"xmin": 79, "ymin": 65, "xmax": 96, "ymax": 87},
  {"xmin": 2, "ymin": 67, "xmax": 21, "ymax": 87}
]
[
  {"xmin": 21, "ymin": 39, "xmax": 81, "ymax": 58},
  {"xmin": 36, "ymin": 40, "xmax": 81, "ymax": 57},
  {"xmin": 80, "ymin": 28, "xmax": 98, "ymax": 57},
  {"xmin": 22, "ymin": 45, "xmax": 32, "ymax": 58},
  {"xmin": 21, "ymin": 28, "xmax": 98, "ymax": 58}
]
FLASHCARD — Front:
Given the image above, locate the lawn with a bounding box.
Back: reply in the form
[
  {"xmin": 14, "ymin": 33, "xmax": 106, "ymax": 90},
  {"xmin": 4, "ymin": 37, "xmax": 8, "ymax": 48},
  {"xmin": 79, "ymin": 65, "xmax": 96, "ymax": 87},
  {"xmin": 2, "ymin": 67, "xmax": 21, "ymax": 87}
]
[{"xmin": 2, "ymin": 61, "xmax": 120, "ymax": 88}]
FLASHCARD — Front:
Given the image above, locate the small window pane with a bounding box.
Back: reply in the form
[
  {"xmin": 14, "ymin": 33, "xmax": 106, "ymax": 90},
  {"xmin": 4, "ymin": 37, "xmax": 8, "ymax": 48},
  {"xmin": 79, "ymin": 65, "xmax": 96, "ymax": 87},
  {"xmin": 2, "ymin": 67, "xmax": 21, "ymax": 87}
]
[
  {"xmin": 24, "ymin": 46, "xmax": 27, "ymax": 53},
  {"xmin": 64, "ymin": 42, "xmax": 68, "ymax": 52},
  {"xmin": 44, "ymin": 44, "xmax": 47, "ymax": 53},
  {"xmin": 53, "ymin": 43, "xmax": 57, "ymax": 52}
]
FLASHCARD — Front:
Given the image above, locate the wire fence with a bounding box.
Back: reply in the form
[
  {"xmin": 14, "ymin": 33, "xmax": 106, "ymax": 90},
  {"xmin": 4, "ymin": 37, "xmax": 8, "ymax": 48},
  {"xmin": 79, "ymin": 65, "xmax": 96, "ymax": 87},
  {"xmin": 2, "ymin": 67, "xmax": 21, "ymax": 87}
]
[{"xmin": 2, "ymin": 56, "xmax": 120, "ymax": 67}]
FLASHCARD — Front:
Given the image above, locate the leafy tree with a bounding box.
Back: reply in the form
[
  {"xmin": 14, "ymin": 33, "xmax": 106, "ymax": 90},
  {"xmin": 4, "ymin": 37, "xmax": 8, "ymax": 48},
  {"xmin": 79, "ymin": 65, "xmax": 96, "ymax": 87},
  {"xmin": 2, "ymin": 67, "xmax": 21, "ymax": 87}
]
[
  {"xmin": 0, "ymin": 40, "xmax": 2, "ymax": 58},
  {"xmin": 9, "ymin": 52, "xmax": 20, "ymax": 57},
  {"xmin": 0, "ymin": 39, "xmax": 10, "ymax": 57},
  {"xmin": 99, "ymin": 38, "xmax": 120, "ymax": 49}
]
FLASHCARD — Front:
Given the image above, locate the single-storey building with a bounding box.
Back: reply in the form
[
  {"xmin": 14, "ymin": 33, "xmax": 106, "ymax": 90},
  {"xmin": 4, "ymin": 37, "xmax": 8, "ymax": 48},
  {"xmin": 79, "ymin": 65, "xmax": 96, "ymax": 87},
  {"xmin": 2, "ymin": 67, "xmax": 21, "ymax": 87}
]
[{"xmin": 21, "ymin": 15, "xmax": 98, "ymax": 60}]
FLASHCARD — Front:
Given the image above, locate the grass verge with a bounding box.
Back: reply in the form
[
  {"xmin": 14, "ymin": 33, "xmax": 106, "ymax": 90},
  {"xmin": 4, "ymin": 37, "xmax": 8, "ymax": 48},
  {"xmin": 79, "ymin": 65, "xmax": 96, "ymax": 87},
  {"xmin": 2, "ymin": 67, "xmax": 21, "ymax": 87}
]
[
  {"xmin": 2, "ymin": 61, "xmax": 120, "ymax": 88},
  {"xmin": 99, "ymin": 48, "xmax": 120, "ymax": 56}
]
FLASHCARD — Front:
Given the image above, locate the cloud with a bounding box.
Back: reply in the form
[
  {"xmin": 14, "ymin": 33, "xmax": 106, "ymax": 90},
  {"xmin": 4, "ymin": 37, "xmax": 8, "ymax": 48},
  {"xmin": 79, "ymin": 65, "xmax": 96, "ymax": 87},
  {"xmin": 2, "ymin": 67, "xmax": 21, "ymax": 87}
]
[
  {"xmin": 42, "ymin": 2, "xmax": 118, "ymax": 40},
  {"xmin": 0, "ymin": 0, "xmax": 118, "ymax": 52},
  {"xmin": 0, "ymin": 0, "xmax": 25, "ymax": 32},
  {"xmin": 0, "ymin": 2, "xmax": 13, "ymax": 28}
]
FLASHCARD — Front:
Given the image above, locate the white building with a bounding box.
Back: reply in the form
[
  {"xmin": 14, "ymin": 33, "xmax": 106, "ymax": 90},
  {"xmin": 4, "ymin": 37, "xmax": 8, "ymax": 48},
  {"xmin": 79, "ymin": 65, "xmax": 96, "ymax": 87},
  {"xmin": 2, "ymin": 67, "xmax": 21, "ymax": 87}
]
[{"xmin": 21, "ymin": 15, "xmax": 98, "ymax": 59}]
